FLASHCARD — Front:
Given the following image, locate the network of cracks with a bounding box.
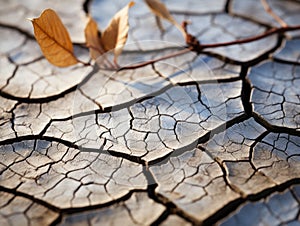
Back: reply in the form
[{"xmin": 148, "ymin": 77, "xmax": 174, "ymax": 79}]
[{"xmin": 0, "ymin": 0, "xmax": 300, "ymax": 225}]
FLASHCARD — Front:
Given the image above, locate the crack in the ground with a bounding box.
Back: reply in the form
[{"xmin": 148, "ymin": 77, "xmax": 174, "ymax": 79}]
[
  {"xmin": 144, "ymin": 167, "xmax": 199, "ymax": 225},
  {"xmin": 202, "ymin": 178, "xmax": 300, "ymax": 226},
  {"xmin": 1, "ymin": 1, "xmax": 300, "ymax": 225},
  {"xmin": 252, "ymin": 112, "xmax": 300, "ymax": 137},
  {"xmin": 0, "ymin": 114, "xmax": 249, "ymax": 168}
]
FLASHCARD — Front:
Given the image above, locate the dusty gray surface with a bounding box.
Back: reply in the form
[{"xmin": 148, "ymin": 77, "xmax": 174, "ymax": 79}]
[{"xmin": 0, "ymin": 0, "xmax": 300, "ymax": 225}]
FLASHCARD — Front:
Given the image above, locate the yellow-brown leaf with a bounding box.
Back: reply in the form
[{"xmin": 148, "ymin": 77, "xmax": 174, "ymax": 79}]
[
  {"xmin": 144, "ymin": 0, "xmax": 186, "ymax": 37},
  {"xmin": 30, "ymin": 9, "xmax": 79, "ymax": 67},
  {"xmin": 101, "ymin": 1, "xmax": 135, "ymax": 63},
  {"xmin": 84, "ymin": 16, "xmax": 104, "ymax": 60}
]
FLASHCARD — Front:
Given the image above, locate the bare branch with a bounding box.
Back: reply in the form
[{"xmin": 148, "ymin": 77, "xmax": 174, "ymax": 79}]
[
  {"xmin": 260, "ymin": 0, "xmax": 288, "ymax": 27},
  {"xmin": 189, "ymin": 25, "xmax": 300, "ymax": 50}
]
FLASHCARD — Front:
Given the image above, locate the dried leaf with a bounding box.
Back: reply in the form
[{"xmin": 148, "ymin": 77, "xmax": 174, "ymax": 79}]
[
  {"xmin": 144, "ymin": 0, "xmax": 186, "ymax": 37},
  {"xmin": 101, "ymin": 1, "xmax": 135, "ymax": 63},
  {"xmin": 30, "ymin": 9, "xmax": 79, "ymax": 67},
  {"xmin": 84, "ymin": 16, "xmax": 104, "ymax": 60}
]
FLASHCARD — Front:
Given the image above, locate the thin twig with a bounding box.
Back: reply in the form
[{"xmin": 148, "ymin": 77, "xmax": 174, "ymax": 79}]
[
  {"xmin": 98, "ymin": 24, "xmax": 300, "ymax": 71},
  {"xmin": 199, "ymin": 25, "xmax": 300, "ymax": 49},
  {"xmin": 260, "ymin": 0, "xmax": 288, "ymax": 27}
]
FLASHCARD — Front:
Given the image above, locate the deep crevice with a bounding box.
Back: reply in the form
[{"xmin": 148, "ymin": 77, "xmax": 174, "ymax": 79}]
[
  {"xmin": 0, "ymin": 23, "xmax": 35, "ymax": 39},
  {"xmin": 83, "ymin": 0, "xmax": 91, "ymax": 14},
  {"xmin": 203, "ymin": 178, "xmax": 300, "ymax": 226},
  {"xmin": 62, "ymin": 189, "xmax": 147, "ymax": 214},
  {"xmin": 0, "ymin": 1, "xmax": 300, "ymax": 225},
  {"xmin": 240, "ymin": 66, "xmax": 253, "ymax": 116},
  {"xmin": 214, "ymin": 158, "xmax": 245, "ymax": 197},
  {"xmin": 0, "ymin": 64, "xmax": 97, "ymax": 104},
  {"xmin": 252, "ymin": 112, "xmax": 300, "ymax": 137},
  {"xmin": 243, "ymin": 33, "xmax": 285, "ymax": 67},
  {"xmin": 273, "ymin": 57, "xmax": 300, "ymax": 66},
  {"xmin": 144, "ymin": 167, "xmax": 199, "ymax": 225},
  {"xmin": 150, "ymin": 209, "xmax": 169, "ymax": 226},
  {"xmin": 0, "ymin": 114, "xmax": 249, "ymax": 168},
  {"xmin": 225, "ymin": 0, "xmax": 232, "ymax": 14},
  {"xmin": 148, "ymin": 113, "xmax": 249, "ymax": 166},
  {"xmin": 0, "ymin": 185, "xmax": 60, "ymax": 213}
]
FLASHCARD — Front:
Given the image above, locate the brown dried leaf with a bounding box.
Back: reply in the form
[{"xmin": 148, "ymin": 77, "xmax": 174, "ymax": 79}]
[
  {"xmin": 101, "ymin": 1, "xmax": 135, "ymax": 63},
  {"xmin": 144, "ymin": 0, "xmax": 186, "ymax": 37},
  {"xmin": 30, "ymin": 9, "xmax": 79, "ymax": 67},
  {"xmin": 84, "ymin": 16, "xmax": 104, "ymax": 60}
]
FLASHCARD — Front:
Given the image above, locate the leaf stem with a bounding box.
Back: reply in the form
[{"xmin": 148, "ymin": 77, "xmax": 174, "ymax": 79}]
[
  {"xmin": 260, "ymin": 0, "xmax": 288, "ymax": 27},
  {"xmin": 119, "ymin": 24, "xmax": 300, "ymax": 71},
  {"xmin": 198, "ymin": 25, "xmax": 300, "ymax": 49}
]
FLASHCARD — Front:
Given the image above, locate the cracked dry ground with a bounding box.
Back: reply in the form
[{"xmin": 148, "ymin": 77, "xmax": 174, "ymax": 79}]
[{"xmin": 1, "ymin": 0, "xmax": 300, "ymax": 225}]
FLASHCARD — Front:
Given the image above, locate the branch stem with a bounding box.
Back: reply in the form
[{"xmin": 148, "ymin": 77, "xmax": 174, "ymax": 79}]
[
  {"xmin": 94, "ymin": 24, "xmax": 300, "ymax": 71},
  {"xmin": 200, "ymin": 25, "xmax": 300, "ymax": 49},
  {"xmin": 260, "ymin": 0, "xmax": 288, "ymax": 27}
]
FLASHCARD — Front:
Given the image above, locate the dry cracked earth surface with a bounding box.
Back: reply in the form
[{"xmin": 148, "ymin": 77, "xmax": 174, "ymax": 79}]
[{"xmin": 1, "ymin": 0, "xmax": 300, "ymax": 225}]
